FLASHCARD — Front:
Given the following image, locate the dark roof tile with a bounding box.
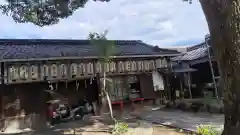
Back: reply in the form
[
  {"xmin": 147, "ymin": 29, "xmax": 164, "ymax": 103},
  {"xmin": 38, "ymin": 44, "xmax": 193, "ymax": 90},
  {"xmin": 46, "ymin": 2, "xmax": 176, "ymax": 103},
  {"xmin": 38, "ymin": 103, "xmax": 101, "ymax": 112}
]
[{"xmin": 0, "ymin": 39, "xmax": 178, "ymax": 60}]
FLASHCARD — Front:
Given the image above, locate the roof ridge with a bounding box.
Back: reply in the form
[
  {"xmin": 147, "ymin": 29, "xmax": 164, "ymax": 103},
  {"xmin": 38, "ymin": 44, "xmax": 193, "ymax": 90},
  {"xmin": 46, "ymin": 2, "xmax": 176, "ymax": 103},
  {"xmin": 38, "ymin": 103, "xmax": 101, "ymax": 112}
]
[{"xmin": 0, "ymin": 39, "xmax": 142, "ymax": 46}]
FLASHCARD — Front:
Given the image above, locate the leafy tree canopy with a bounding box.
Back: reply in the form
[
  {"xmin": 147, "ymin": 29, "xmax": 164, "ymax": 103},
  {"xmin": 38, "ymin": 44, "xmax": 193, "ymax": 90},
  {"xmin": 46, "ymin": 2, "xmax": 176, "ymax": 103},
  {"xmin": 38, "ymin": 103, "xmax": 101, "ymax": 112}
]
[
  {"xmin": 88, "ymin": 30, "xmax": 115, "ymax": 63},
  {"xmin": 0, "ymin": 0, "xmax": 191, "ymax": 27},
  {"xmin": 0, "ymin": 0, "xmax": 109, "ymax": 27}
]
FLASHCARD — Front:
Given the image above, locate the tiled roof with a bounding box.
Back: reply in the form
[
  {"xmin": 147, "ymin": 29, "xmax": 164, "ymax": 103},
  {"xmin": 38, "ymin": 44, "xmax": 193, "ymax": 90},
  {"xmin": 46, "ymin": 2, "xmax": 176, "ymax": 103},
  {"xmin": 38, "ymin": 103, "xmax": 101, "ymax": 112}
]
[
  {"xmin": 0, "ymin": 39, "xmax": 178, "ymax": 60},
  {"xmin": 172, "ymin": 46, "xmax": 208, "ymax": 61}
]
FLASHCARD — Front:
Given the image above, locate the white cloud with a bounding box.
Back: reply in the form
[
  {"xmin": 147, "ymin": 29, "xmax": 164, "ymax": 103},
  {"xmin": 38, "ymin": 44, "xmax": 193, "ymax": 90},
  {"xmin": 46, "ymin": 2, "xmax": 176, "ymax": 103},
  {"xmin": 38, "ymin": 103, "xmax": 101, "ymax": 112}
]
[{"xmin": 0, "ymin": 0, "xmax": 209, "ymax": 47}]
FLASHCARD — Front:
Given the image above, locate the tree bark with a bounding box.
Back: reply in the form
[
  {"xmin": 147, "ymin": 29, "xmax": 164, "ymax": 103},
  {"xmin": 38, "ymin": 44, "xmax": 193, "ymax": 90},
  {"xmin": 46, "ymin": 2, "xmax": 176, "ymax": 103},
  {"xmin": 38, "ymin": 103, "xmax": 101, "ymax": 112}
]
[
  {"xmin": 100, "ymin": 71, "xmax": 114, "ymax": 119},
  {"xmin": 103, "ymin": 72, "xmax": 113, "ymax": 119},
  {"xmin": 199, "ymin": 0, "xmax": 240, "ymax": 134}
]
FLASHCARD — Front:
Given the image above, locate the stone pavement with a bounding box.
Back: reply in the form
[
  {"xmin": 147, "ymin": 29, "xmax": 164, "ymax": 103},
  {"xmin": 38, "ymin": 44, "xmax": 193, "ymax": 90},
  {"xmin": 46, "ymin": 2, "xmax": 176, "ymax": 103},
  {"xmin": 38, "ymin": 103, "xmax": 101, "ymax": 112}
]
[
  {"xmin": 133, "ymin": 106, "xmax": 224, "ymax": 132},
  {"xmin": 128, "ymin": 120, "xmax": 153, "ymax": 135},
  {"xmin": 15, "ymin": 115, "xmax": 154, "ymax": 135},
  {"xmin": 1, "ymin": 105, "xmax": 225, "ymax": 135}
]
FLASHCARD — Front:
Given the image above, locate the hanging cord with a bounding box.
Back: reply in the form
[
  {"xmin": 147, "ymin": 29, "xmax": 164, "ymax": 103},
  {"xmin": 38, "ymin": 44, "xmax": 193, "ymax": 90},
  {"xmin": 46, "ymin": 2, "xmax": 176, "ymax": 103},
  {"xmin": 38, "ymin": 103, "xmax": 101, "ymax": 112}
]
[{"xmin": 76, "ymin": 80, "xmax": 79, "ymax": 91}]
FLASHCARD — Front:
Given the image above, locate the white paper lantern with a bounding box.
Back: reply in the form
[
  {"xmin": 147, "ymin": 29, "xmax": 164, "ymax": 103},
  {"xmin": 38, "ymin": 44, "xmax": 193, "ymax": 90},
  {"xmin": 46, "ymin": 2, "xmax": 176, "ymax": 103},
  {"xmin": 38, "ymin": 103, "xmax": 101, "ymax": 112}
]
[
  {"xmin": 30, "ymin": 65, "xmax": 38, "ymax": 79},
  {"xmin": 118, "ymin": 61, "xmax": 124, "ymax": 72},
  {"xmin": 9, "ymin": 66, "xmax": 18, "ymax": 81},
  {"xmin": 110, "ymin": 62, "xmax": 116, "ymax": 72},
  {"xmin": 59, "ymin": 64, "xmax": 67, "ymax": 77},
  {"xmin": 104, "ymin": 63, "xmax": 110, "ymax": 73},
  {"xmin": 144, "ymin": 61, "xmax": 150, "ymax": 71},
  {"xmin": 131, "ymin": 61, "xmax": 137, "ymax": 72},
  {"xmin": 79, "ymin": 63, "xmax": 86, "ymax": 75},
  {"xmin": 149, "ymin": 60, "xmax": 155, "ymax": 70},
  {"xmin": 96, "ymin": 62, "xmax": 102, "ymax": 73},
  {"xmin": 125, "ymin": 61, "xmax": 131, "ymax": 72},
  {"xmin": 51, "ymin": 64, "xmax": 58, "ymax": 77},
  {"xmin": 87, "ymin": 62, "xmax": 94, "ymax": 74},
  {"xmin": 19, "ymin": 65, "xmax": 28, "ymax": 79},
  {"xmin": 137, "ymin": 61, "xmax": 144, "ymax": 71},
  {"xmin": 70, "ymin": 63, "xmax": 78, "ymax": 77},
  {"xmin": 41, "ymin": 65, "xmax": 49, "ymax": 78}
]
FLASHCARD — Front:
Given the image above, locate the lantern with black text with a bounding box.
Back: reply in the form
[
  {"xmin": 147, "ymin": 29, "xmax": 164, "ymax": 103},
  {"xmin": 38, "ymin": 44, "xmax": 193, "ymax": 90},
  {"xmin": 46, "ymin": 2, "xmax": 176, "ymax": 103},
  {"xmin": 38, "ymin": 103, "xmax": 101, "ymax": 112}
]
[
  {"xmin": 125, "ymin": 61, "xmax": 131, "ymax": 72},
  {"xmin": 9, "ymin": 66, "xmax": 18, "ymax": 82},
  {"xmin": 162, "ymin": 58, "xmax": 168, "ymax": 68},
  {"xmin": 51, "ymin": 64, "xmax": 58, "ymax": 78},
  {"xmin": 19, "ymin": 65, "xmax": 28, "ymax": 79},
  {"xmin": 41, "ymin": 65, "xmax": 49, "ymax": 80},
  {"xmin": 131, "ymin": 61, "xmax": 137, "ymax": 72},
  {"xmin": 110, "ymin": 62, "xmax": 116, "ymax": 72},
  {"xmin": 144, "ymin": 61, "xmax": 150, "ymax": 71},
  {"xmin": 59, "ymin": 64, "xmax": 67, "ymax": 78},
  {"xmin": 70, "ymin": 63, "xmax": 77, "ymax": 78},
  {"xmin": 118, "ymin": 61, "xmax": 124, "ymax": 73},
  {"xmin": 96, "ymin": 62, "xmax": 102, "ymax": 73},
  {"xmin": 149, "ymin": 60, "xmax": 155, "ymax": 70},
  {"xmin": 79, "ymin": 63, "xmax": 86, "ymax": 76},
  {"xmin": 87, "ymin": 62, "xmax": 94, "ymax": 75},
  {"xmin": 137, "ymin": 61, "xmax": 144, "ymax": 71},
  {"xmin": 104, "ymin": 63, "xmax": 110, "ymax": 73},
  {"xmin": 30, "ymin": 65, "xmax": 38, "ymax": 80}
]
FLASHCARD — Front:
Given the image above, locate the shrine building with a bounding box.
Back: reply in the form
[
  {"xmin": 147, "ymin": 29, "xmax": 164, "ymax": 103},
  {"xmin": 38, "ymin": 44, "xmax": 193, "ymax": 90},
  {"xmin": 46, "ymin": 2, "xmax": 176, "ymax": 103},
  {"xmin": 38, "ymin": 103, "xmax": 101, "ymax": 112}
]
[{"xmin": 0, "ymin": 39, "xmax": 179, "ymax": 130}]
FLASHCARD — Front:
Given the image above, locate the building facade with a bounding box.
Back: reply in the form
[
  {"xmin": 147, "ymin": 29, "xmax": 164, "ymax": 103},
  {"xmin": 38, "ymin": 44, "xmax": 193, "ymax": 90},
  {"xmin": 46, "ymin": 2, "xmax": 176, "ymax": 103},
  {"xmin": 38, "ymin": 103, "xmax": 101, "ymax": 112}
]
[{"xmin": 0, "ymin": 39, "xmax": 179, "ymax": 131}]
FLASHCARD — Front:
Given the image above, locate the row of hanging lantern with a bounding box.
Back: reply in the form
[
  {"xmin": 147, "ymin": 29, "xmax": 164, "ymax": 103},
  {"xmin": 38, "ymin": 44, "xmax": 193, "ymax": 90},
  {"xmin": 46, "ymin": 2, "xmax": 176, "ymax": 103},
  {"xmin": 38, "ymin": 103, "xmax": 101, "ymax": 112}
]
[{"xmin": 6, "ymin": 58, "xmax": 168, "ymax": 83}]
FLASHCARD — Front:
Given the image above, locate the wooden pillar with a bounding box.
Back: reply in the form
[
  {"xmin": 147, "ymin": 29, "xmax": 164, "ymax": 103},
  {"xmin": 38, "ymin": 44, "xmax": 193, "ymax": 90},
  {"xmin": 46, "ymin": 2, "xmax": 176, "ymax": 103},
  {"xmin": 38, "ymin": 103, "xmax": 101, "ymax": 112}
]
[
  {"xmin": 180, "ymin": 75, "xmax": 184, "ymax": 99},
  {"xmin": 0, "ymin": 86, "xmax": 3, "ymax": 119},
  {"xmin": 188, "ymin": 72, "xmax": 192, "ymax": 99},
  {"xmin": 0, "ymin": 62, "xmax": 4, "ymax": 118}
]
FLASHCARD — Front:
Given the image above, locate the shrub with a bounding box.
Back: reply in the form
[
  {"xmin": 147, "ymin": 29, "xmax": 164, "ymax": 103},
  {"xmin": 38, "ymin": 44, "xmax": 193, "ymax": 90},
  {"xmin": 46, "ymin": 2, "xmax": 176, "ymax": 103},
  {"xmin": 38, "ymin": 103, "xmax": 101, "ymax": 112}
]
[
  {"xmin": 112, "ymin": 120, "xmax": 128, "ymax": 135},
  {"xmin": 197, "ymin": 124, "xmax": 222, "ymax": 135}
]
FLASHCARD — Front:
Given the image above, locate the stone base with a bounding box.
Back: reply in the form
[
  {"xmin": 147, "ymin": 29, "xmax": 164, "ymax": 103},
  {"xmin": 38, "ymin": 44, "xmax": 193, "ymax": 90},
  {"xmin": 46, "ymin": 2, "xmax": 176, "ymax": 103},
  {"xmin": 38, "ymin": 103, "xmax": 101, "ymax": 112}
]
[{"xmin": 1, "ymin": 114, "xmax": 47, "ymax": 133}]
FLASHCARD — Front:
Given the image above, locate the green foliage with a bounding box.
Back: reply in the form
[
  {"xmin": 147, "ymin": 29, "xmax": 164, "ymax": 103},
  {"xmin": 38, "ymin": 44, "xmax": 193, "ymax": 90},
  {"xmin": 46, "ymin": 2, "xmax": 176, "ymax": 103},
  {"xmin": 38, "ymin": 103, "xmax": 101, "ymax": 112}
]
[
  {"xmin": 88, "ymin": 30, "xmax": 115, "ymax": 63},
  {"xmin": 0, "ymin": 0, "xmax": 109, "ymax": 27},
  {"xmin": 197, "ymin": 125, "xmax": 222, "ymax": 135},
  {"xmin": 112, "ymin": 120, "xmax": 129, "ymax": 135}
]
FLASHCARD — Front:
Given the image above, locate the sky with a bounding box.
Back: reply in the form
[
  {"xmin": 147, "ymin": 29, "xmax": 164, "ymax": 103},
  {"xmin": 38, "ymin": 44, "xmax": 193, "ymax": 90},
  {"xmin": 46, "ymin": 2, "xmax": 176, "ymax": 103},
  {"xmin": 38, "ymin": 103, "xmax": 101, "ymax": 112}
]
[{"xmin": 0, "ymin": 0, "xmax": 209, "ymax": 47}]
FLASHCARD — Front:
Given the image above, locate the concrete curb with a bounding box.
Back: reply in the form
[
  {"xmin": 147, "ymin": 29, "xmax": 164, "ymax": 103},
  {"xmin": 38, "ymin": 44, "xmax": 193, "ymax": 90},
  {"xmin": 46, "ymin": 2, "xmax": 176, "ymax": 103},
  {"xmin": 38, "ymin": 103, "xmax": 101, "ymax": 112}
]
[{"xmin": 134, "ymin": 115, "xmax": 198, "ymax": 135}]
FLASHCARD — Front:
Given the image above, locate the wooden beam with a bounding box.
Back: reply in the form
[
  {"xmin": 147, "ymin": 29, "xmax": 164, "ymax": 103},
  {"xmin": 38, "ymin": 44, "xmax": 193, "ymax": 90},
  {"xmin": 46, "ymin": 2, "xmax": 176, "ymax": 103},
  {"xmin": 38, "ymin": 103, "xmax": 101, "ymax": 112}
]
[{"xmin": 0, "ymin": 54, "xmax": 180, "ymax": 62}]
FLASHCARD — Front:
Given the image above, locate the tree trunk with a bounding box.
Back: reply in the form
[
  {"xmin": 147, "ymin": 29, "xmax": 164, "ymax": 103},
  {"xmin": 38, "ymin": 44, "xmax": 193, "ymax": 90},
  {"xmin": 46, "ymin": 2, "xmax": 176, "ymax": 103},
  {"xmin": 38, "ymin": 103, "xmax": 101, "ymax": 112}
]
[
  {"xmin": 103, "ymin": 72, "xmax": 113, "ymax": 119},
  {"xmin": 199, "ymin": 0, "xmax": 240, "ymax": 134},
  {"xmin": 100, "ymin": 70, "xmax": 114, "ymax": 119}
]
